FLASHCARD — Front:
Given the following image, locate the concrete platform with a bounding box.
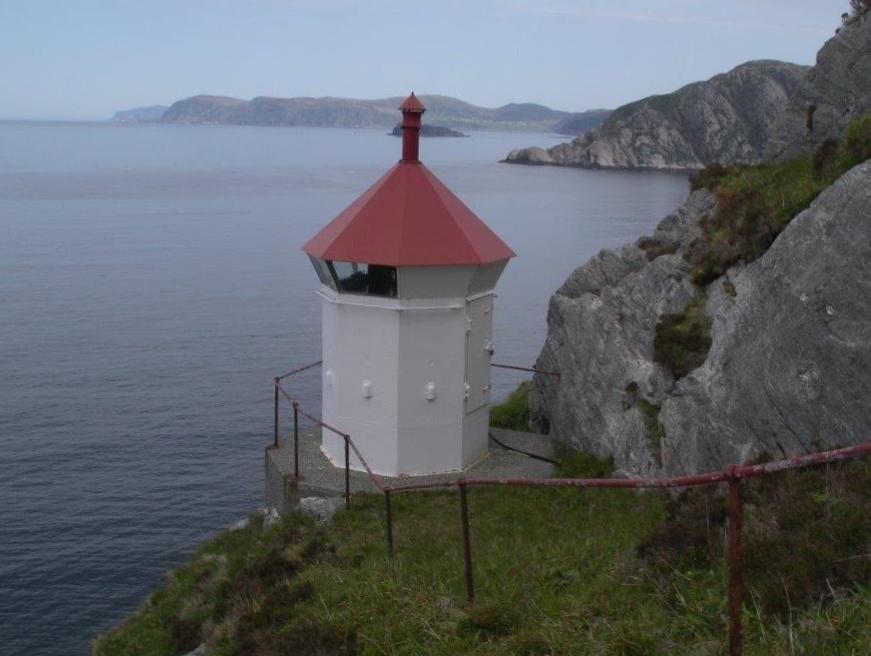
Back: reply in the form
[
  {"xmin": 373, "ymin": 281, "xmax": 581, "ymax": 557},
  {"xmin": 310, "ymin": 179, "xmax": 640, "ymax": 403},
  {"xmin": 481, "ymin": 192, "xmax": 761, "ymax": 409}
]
[{"xmin": 265, "ymin": 428, "xmax": 554, "ymax": 513}]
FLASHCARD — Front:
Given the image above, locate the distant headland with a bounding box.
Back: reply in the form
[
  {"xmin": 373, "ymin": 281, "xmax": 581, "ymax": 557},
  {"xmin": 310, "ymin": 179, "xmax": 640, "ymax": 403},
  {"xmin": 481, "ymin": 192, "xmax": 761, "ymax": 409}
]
[{"xmin": 113, "ymin": 94, "xmax": 611, "ymax": 134}]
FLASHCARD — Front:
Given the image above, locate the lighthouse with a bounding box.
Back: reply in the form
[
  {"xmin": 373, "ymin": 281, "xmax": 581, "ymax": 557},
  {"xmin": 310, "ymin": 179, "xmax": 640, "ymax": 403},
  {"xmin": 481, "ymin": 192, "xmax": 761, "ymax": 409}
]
[{"xmin": 302, "ymin": 93, "xmax": 515, "ymax": 477}]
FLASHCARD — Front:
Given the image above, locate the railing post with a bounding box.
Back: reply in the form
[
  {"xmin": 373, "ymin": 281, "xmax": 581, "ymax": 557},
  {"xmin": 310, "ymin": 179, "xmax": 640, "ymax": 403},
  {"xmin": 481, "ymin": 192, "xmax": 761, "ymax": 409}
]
[
  {"xmin": 459, "ymin": 482, "xmax": 475, "ymax": 603},
  {"xmin": 344, "ymin": 436, "xmax": 351, "ymax": 510},
  {"xmin": 384, "ymin": 488, "xmax": 394, "ymax": 558},
  {"xmin": 273, "ymin": 377, "xmax": 280, "ymax": 447},
  {"xmin": 726, "ymin": 465, "xmax": 743, "ymax": 656},
  {"xmin": 293, "ymin": 402, "xmax": 300, "ymax": 479}
]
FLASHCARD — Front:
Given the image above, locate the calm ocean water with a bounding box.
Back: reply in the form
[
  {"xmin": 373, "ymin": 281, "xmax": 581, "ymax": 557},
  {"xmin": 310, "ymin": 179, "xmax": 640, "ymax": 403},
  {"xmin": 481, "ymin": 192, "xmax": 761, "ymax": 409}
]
[{"xmin": 0, "ymin": 122, "xmax": 688, "ymax": 655}]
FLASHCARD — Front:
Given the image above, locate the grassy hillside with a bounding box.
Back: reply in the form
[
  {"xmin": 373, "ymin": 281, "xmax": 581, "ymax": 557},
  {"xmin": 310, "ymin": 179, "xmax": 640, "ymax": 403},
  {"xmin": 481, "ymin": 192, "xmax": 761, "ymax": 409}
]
[{"xmin": 95, "ymin": 454, "xmax": 870, "ymax": 656}]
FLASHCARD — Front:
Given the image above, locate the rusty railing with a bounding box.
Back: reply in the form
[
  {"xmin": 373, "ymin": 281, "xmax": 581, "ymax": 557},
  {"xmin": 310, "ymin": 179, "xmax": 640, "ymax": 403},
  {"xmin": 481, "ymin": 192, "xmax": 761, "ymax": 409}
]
[{"xmin": 272, "ymin": 361, "xmax": 870, "ymax": 656}]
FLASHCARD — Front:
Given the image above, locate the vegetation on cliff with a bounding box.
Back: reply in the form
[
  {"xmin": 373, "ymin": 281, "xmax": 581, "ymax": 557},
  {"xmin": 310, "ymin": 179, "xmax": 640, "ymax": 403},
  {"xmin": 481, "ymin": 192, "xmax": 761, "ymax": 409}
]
[
  {"xmin": 489, "ymin": 381, "xmax": 531, "ymax": 431},
  {"xmin": 647, "ymin": 114, "xmax": 871, "ymax": 383},
  {"xmin": 688, "ymin": 114, "xmax": 871, "ymax": 285},
  {"xmin": 653, "ymin": 291, "xmax": 712, "ymax": 380},
  {"xmin": 95, "ymin": 457, "xmax": 870, "ymax": 656}
]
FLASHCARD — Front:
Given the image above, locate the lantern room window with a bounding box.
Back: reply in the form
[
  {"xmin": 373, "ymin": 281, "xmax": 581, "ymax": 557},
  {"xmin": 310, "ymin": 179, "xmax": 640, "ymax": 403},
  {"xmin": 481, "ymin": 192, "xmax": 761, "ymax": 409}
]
[
  {"xmin": 309, "ymin": 256, "xmax": 336, "ymax": 290},
  {"xmin": 309, "ymin": 257, "xmax": 397, "ymax": 298}
]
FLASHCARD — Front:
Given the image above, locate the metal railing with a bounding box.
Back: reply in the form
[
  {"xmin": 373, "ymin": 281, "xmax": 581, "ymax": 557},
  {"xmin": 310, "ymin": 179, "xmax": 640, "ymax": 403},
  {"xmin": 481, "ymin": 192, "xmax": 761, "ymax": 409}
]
[{"xmin": 271, "ymin": 361, "xmax": 871, "ymax": 656}]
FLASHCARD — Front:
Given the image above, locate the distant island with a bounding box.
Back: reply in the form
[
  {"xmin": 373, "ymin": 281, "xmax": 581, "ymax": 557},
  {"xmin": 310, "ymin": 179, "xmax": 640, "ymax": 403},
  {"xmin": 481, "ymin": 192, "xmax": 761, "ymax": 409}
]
[
  {"xmin": 390, "ymin": 123, "xmax": 466, "ymax": 137},
  {"xmin": 114, "ymin": 95, "xmax": 611, "ymax": 134},
  {"xmin": 110, "ymin": 105, "xmax": 168, "ymax": 122}
]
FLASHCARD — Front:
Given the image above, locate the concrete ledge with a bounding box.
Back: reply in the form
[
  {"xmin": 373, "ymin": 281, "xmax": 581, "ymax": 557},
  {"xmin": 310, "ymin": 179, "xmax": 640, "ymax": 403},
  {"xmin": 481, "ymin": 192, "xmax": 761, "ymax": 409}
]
[{"xmin": 265, "ymin": 428, "xmax": 554, "ymax": 510}]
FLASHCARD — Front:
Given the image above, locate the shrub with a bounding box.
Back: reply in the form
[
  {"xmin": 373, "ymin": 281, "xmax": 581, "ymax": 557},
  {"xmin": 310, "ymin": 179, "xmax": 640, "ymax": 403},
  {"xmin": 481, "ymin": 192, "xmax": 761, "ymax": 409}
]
[
  {"xmin": 653, "ymin": 292, "xmax": 712, "ymax": 379},
  {"xmin": 638, "ymin": 236, "xmax": 677, "ymax": 262},
  {"xmin": 639, "ymin": 459, "xmax": 871, "ymax": 618},
  {"xmin": 847, "ymin": 0, "xmax": 871, "ymax": 22},
  {"xmin": 689, "ymin": 163, "xmax": 732, "ymax": 191},
  {"xmin": 490, "ymin": 381, "xmax": 531, "ymax": 430},
  {"xmin": 845, "ymin": 114, "xmax": 871, "ymax": 166}
]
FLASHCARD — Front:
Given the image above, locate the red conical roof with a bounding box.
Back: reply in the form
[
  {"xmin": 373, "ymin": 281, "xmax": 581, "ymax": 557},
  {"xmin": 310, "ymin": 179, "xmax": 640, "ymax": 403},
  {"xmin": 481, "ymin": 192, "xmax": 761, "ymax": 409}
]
[
  {"xmin": 302, "ymin": 93, "xmax": 515, "ymax": 267},
  {"xmin": 302, "ymin": 161, "xmax": 515, "ymax": 266},
  {"xmin": 398, "ymin": 92, "xmax": 426, "ymax": 112}
]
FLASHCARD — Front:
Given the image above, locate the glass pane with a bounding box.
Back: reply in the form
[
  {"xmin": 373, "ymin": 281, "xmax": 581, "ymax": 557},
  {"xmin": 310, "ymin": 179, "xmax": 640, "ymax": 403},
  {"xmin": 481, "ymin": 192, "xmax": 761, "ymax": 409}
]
[
  {"xmin": 332, "ymin": 261, "xmax": 368, "ymax": 292},
  {"xmin": 367, "ymin": 265, "xmax": 398, "ymax": 297},
  {"xmin": 309, "ymin": 256, "xmax": 336, "ymax": 289},
  {"xmin": 330, "ymin": 261, "xmax": 397, "ymax": 297}
]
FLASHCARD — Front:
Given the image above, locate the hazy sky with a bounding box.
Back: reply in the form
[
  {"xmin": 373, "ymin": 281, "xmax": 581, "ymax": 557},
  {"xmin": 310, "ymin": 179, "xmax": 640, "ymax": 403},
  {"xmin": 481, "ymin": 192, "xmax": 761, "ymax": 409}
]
[{"xmin": 0, "ymin": 0, "xmax": 849, "ymax": 120}]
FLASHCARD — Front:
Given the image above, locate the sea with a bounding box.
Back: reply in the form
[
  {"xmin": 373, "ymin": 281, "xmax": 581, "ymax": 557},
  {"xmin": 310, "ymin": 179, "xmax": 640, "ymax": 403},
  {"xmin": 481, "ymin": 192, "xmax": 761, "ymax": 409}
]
[{"xmin": 0, "ymin": 121, "xmax": 688, "ymax": 655}]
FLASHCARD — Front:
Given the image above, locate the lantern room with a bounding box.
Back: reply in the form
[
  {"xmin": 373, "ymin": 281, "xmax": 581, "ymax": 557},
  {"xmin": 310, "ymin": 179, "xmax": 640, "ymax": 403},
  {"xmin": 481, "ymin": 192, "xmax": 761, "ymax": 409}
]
[{"xmin": 302, "ymin": 93, "xmax": 515, "ymax": 476}]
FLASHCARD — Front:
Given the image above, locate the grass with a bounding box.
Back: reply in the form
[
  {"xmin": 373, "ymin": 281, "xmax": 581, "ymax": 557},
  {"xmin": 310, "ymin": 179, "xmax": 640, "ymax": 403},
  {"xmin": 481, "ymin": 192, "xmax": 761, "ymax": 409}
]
[
  {"xmin": 489, "ymin": 381, "xmax": 531, "ymax": 431},
  {"xmin": 653, "ymin": 291, "xmax": 712, "ymax": 380},
  {"xmin": 95, "ymin": 458, "xmax": 871, "ymax": 656},
  {"xmin": 687, "ymin": 114, "xmax": 871, "ymax": 286}
]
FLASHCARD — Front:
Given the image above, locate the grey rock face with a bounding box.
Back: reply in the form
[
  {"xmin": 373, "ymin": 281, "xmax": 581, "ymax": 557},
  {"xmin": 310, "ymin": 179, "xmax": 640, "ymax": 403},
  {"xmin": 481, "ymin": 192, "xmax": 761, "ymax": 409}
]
[
  {"xmin": 766, "ymin": 15, "xmax": 871, "ymax": 161},
  {"xmin": 181, "ymin": 645, "xmax": 206, "ymax": 656},
  {"xmin": 506, "ymin": 61, "xmax": 807, "ymax": 171},
  {"xmin": 297, "ymin": 496, "xmax": 343, "ymax": 525},
  {"xmin": 532, "ymin": 163, "xmax": 871, "ymax": 476}
]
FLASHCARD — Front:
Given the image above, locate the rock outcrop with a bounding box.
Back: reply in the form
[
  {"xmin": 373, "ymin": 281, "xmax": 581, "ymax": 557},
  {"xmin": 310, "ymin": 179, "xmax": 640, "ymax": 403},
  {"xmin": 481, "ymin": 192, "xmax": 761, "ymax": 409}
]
[
  {"xmin": 531, "ymin": 162, "xmax": 871, "ymax": 476},
  {"xmin": 766, "ymin": 13, "xmax": 871, "ymax": 160},
  {"xmin": 505, "ymin": 61, "xmax": 807, "ymax": 170}
]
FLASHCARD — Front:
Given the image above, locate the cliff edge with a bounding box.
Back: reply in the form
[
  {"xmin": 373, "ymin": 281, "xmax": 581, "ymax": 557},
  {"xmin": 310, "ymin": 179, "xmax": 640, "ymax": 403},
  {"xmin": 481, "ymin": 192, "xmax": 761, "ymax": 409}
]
[
  {"xmin": 505, "ymin": 60, "xmax": 807, "ymax": 170},
  {"xmin": 766, "ymin": 13, "xmax": 871, "ymax": 160}
]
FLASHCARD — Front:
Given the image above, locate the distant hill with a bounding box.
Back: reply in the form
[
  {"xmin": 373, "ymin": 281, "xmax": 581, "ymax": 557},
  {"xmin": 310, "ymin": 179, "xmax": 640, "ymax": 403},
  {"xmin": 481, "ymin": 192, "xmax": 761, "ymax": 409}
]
[
  {"xmin": 505, "ymin": 60, "xmax": 808, "ymax": 170},
  {"xmin": 552, "ymin": 109, "xmax": 612, "ymax": 135},
  {"xmin": 158, "ymin": 94, "xmax": 591, "ymax": 132},
  {"xmin": 111, "ymin": 105, "xmax": 168, "ymax": 122}
]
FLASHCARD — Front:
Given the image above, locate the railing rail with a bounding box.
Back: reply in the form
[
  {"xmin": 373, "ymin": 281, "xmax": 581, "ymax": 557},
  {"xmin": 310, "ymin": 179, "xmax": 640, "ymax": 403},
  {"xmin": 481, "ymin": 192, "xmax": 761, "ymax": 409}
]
[
  {"xmin": 271, "ymin": 361, "xmax": 870, "ymax": 656},
  {"xmin": 491, "ymin": 362, "xmax": 561, "ymax": 380}
]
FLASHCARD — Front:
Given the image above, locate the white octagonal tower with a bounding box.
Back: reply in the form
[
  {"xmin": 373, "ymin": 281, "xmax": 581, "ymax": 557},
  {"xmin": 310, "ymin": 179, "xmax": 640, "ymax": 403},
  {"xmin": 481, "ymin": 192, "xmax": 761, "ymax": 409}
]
[{"xmin": 302, "ymin": 93, "xmax": 515, "ymax": 476}]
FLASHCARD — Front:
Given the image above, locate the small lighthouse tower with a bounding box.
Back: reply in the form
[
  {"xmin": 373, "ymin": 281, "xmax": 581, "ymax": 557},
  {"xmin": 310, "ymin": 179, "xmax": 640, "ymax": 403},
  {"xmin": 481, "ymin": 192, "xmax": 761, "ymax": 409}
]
[{"xmin": 302, "ymin": 94, "xmax": 515, "ymax": 476}]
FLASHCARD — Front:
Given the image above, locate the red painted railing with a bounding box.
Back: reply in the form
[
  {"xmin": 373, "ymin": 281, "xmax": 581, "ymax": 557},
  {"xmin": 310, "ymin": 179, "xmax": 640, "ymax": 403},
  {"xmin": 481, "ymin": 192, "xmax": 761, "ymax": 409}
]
[{"xmin": 271, "ymin": 362, "xmax": 870, "ymax": 656}]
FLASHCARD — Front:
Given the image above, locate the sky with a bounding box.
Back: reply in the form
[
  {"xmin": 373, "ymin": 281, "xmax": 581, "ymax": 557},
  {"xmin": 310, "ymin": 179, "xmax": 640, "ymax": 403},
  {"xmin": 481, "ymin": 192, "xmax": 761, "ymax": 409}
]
[{"xmin": 0, "ymin": 0, "xmax": 850, "ymax": 120}]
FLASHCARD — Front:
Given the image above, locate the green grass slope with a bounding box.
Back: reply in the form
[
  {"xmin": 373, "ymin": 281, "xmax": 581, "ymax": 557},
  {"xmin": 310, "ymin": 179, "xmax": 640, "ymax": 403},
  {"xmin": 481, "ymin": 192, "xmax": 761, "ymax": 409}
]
[{"xmin": 95, "ymin": 456, "xmax": 870, "ymax": 656}]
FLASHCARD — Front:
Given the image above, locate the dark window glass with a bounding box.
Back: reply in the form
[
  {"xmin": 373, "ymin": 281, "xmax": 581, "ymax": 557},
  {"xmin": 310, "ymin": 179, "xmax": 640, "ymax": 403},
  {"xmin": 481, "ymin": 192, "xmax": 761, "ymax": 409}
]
[
  {"xmin": 309, "ymin": 256, "xmax": 337, "ymax": 289},
  {"xmin": 330, "ymin": 261, "xmax": 397, "ymax": 297}
]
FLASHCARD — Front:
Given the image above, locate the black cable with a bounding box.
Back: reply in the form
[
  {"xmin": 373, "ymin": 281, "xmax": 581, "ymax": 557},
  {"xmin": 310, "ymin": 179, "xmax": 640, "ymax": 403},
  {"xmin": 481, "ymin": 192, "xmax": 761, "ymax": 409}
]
[{"xmin": 488, "ymin": 431, "xmax": 560, "ymax": 465}]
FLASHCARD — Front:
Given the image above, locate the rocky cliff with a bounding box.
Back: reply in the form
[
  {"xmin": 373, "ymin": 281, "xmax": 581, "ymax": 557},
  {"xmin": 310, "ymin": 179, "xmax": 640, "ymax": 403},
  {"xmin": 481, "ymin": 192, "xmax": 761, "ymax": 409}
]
[
  {"xmin": 531, "ymin": 161, "xmax": 871, "ymax": 476},
  {"xmin": 160, "ymin": 94, "xmax": 586, "ymax": 132},
  {"xmin": 765, "ymin": 13, "xmax": 871, "ymax": 160},
  {"xmin": 505, "ymin": 61, "xmax": 807, "ymax": 170}
]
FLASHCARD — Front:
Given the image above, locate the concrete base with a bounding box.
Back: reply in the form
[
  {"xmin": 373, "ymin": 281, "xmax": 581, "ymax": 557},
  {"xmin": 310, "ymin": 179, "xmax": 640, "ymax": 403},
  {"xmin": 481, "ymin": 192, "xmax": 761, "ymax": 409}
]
[{"xmin": 265, "ymin": 428, "xmax": 554, "ymax": 513}]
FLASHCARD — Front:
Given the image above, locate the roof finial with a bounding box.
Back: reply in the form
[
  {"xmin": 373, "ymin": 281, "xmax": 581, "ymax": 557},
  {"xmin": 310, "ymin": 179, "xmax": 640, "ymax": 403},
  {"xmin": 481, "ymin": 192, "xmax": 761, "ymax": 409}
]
[{"xmin": 399, "ymin": 92, "xmax": 426, "ymax": 163}]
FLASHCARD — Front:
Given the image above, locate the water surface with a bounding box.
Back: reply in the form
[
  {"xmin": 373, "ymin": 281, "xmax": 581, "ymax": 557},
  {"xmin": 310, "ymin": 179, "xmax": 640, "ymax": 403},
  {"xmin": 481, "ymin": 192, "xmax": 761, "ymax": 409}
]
[{"xmin": 0, "ymin": 122, "xmax": 688, "ymax": 654}]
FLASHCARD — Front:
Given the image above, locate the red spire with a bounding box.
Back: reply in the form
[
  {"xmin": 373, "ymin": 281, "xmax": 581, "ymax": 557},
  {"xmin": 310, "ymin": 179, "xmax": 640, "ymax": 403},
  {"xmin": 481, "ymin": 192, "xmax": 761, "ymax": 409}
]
[{"xmin": 399, "ymin": 92, "xmax": 425, "ymax": 162}]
